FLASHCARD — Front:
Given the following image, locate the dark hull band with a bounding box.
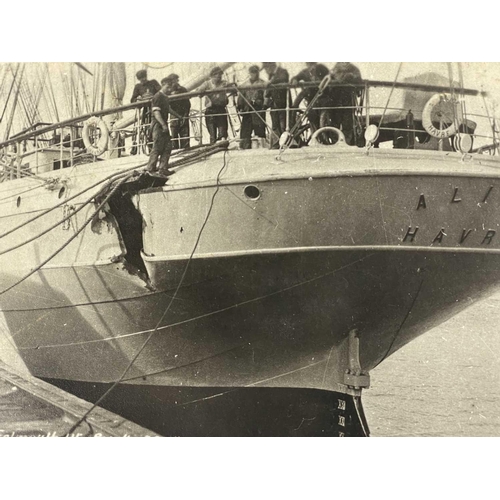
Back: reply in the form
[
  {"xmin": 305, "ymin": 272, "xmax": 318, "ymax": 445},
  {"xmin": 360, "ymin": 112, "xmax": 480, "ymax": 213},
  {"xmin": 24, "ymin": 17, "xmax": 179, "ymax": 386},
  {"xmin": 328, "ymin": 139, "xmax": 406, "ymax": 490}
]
[{"xmin": 44, "ymin": 378, "xmax": 370, "ymax": 437}]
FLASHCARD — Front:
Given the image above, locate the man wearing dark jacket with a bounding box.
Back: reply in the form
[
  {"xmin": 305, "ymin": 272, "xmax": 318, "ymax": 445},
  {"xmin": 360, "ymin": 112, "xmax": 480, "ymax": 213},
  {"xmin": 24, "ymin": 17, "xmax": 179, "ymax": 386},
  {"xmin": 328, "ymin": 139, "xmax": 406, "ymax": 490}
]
[
  {"xmin": 291, "ymin": 62, "xmax": 330, "ymax": 133},
  {"xmin": 328, "ymin": 62, "xmax": 363, "ymax": 145},
  {"xmin": 131, "ymin": 69, "xmax": 160, "ymax": 103},
  {"xmin": 237, "ymin": 65, "xmax": 266, "ymax": 149},
  {"xmin": 262, "ymin": 62, "xmax": 289, "ymax": 149},
  {"xmin": 147, "ymin": 78, "xmax": 182, "ymax": 175},
  {"xmin": 130, "ymin": 69, "xmax": 161, "ymax": 155},
  {"xmin": 166, "ymin": 73, "xmax": 191, "ymax": 149}
]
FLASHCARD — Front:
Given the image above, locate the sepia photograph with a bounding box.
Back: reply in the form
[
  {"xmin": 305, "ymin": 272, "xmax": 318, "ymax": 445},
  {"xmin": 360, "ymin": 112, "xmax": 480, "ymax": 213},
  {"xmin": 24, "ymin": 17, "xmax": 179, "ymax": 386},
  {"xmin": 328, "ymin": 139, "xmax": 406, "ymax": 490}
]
[{"xmin": 0, "ymin": 60, "xmax": 499, "ymax": 440}]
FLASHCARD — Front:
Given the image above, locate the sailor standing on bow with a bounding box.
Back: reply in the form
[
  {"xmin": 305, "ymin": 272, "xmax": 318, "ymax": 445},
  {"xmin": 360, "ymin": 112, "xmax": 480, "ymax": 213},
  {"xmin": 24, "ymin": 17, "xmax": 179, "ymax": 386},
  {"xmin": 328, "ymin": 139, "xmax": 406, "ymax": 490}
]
[
  {"xmin": 130, "ymin": 70, "xmax": 161, "ymax": 155},
  {"xmin": 146, "ymin": 78, "xmax": 182, "ymax": 176},
  {"xmin": 165, "ymin": 73, "xmax": 191, "ymax": 150},
  {"xmin": 262, "ymin": 62, "xmax": 289, "ymax": 149},
  {"xmin": 197, "ymin": 66, "xmax": 234, "ymax": 144},
  {"xmin": 237, "ymin": 65, "xmax": 266, "ymax": 149}
]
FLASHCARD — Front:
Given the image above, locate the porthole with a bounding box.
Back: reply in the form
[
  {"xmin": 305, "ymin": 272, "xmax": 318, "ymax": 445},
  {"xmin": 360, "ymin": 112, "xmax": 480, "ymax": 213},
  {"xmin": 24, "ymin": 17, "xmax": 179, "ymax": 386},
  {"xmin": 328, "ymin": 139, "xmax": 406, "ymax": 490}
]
[
  {"xmin": 244, "ymin": 185, "xmax": 261, "ymax": 200},
  {"xmin": 58, "ymin": 186, "xmax": 66, "ymax": 199}
]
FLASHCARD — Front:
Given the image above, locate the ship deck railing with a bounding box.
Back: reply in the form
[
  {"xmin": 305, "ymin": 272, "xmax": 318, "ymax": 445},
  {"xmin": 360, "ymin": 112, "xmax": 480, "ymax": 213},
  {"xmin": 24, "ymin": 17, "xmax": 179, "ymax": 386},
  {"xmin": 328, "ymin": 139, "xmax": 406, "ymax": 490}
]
[{"xmin": 0, "ymin": 80, "xmax": 498, "ymax": 181}]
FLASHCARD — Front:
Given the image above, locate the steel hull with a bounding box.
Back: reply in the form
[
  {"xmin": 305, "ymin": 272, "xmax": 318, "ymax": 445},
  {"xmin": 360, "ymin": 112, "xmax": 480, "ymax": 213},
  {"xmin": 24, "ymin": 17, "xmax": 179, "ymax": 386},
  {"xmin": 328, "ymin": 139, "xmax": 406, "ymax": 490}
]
[{"xmin": 2, "ymin": 148, "xmax": 500, "ymax": 434}]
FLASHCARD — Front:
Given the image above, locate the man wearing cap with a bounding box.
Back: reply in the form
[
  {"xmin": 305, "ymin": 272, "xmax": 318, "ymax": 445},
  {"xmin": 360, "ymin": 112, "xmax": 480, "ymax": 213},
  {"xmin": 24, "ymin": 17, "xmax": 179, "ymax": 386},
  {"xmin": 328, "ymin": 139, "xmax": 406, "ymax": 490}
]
[
  {"xmin": 237, "ymin": 65, "xmax": 266, "ymax": 149},
  {"xmin": 130, "ymin": 70, "xmax": 161, "ymax": 155},
  {"xmin": 131, "ymin": 69, "xmax": 161, "ymax": 103},
  {"xmin": 262, "ymin": 62, "xmax": 290, "ymax": 149},
  {"xmin": 147, "ymin": 77, "xmax": 182, "ymax": 176},
  {"xmin": 197, "ymin": 66, "xmax": 233, "ymax": 144},
  {"xmin": 166, "ymin": 74, "xmax": 191, "ymax": 149}
]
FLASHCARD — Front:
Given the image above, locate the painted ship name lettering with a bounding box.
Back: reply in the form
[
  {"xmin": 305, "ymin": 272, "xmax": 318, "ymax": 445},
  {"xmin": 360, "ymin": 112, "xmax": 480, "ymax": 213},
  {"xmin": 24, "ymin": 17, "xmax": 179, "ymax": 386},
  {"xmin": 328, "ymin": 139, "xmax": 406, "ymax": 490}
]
[
  {"xmin": 416, "ymin": 185, "xmax": 494, "ymax": 211},
  {"xmin": 403, "ymin": 186, "xmax": 497, "ymax": 246},
  {"xmin": 403, "ymin": 226, "xmax": 496, "ymax": 245}
]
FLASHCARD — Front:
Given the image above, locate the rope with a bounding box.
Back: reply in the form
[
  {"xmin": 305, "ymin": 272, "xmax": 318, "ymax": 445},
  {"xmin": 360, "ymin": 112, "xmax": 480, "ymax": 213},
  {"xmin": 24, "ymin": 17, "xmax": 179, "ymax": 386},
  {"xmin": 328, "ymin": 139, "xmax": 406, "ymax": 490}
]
[
  {"xmin": 378, "ymin": 63, "xmax": 403, "ymax": 129},
  {"xmin": 65, "ymin": 150, "xmax": 230, "ymax": 435},
  {"xmin": 446, "ymin": 63, "xmax": 463, "ymax": 136},
  {"xmin": 0, "ymin": 64, "xmax": 19, "ymax": 124},
  {"xmin": 377, "ymin": 278, "xmax": 424, "ymax": 367},
  {"xmin": 0, "ymin": 174, "xmax": 133, "ymax": 299},
  {"xmin": 143, "ymin": 63, "xmax": 174, "ymax": 70},
  {"xmin": 0, "ymin": 164, "xmax": 146, "ymax": 240},
  {"xmin": 0, "ymin": 174, "xmax": 131, "ymax": 257},
  {"xmin": 233, "ymin": 87, "xmax": 271, "ymax": 134},
  {"xmin": 0, "ymin": 144, "xmax": 229, "ymax": 250},
  {"xmin": 277, "ymin": 74, "xmax": 332, "ymax": 158},
  {"xmin": 0, "ymin": 183, "xmax": 45, "ymax": 205}
]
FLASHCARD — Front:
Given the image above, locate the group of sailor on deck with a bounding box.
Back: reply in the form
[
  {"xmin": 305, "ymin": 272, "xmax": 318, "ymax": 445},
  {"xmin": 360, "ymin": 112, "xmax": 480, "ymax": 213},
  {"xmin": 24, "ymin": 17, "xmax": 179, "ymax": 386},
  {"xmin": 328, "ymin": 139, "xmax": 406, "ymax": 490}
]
[{"xmin": 132, "ymin": 63, "xmax": 362, "ymax": 176}]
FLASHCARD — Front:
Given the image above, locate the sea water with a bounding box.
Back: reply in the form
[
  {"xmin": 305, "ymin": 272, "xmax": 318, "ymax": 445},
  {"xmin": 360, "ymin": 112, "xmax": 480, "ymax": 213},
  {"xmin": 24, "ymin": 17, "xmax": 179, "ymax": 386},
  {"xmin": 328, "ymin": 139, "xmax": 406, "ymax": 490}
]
[{"xmin": 363, "ymin": 290, "xmax": 500, "ymax": 437}]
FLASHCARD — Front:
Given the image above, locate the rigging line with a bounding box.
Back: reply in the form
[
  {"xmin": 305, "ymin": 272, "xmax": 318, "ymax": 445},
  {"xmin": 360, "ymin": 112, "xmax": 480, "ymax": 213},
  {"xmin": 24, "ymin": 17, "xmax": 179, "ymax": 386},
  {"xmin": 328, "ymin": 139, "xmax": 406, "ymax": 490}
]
[
  {"xmin": 0, "ymin": 183, "xmax": 46, "ymax": 204},
  {"xmin": 46, "ymin": 64, "xmax": 60, "ymax": 123},
  {"xmin": 19, "ymin": 83, "xmax": 35, "ymax": 131},
  {"xmin": 481, "ymin": 92, "xmax": 496, "ymax": 149},
  {"xmin": 31, "ymin": 251, "xmax": 375, "ymax": 351},
  {"xmin": 225, "ymin": 186, "xmax": 299, "ymax": 244},
  {"xmin": 141, "ymin": 359, "xmax": 326, "ymax": 409},
  {"xmin": 100, "ymin": 63, "xmax": 107, "ymax": 111},
  {"xmin": 234, "ymin": 86, "xmax": 271, "ymax": 133},
  {"xmin": 0, "ymin": 64, "xmax": 18, "ymax": 124},
  {"xmin": 0, "ymin": 164, "xmax": 145, "ymax": 240},
  {"xmin": 376, "ymin": 276, "xmax": 424, "ymax": 368},
  {"xmin": 70, "ymin": 65, "xmax": 81, "ymax": 117},
  {"xmin": 0, "ymin": 175, "xmax": 132, "ymax": 299},
  {"xmin": 0, "ymin": 64, "xmax": 10, "ymax": 98},
  {"xmin": 143, "ymin": 62, "xmax": 174, "ymax": 70},
  {"xmin": 32, "ymin": 65, "xmax": 49, "ymax": 124},
  {"xmin": 91, "ymin": 63, "xmax": 99, "ymax": 113},
  {"xmin": 79, "ymin": 68, "xmax": 91, "ymax": 115},
  {"xmin": 59, "ymin": 67, "xmax": 71, "ymax": 119},
  {"xmin": 66, "ymin": 150, "xmax": 230, "ymax": 435},
  {"xmin": 4, "ymin": 64, "xmax": 25, "ymax": 141},
  {"xmin": 22, "ymin": 78, "xmax": 38, "ymax": 127},
  {"xmin": 447, "ymin": 63, "xmax": 460, "ymax": 132},
  {"xmin": 0, "ymin": 163, "xmax": 48, "ymax": 183},
  {"xmin": 457, "ymin": 63, "xmax": 468, "ymax": 123},
  {"xmin": 0, "ymin": 175, "xmax": 126, "ymax": 257},
  {"xmin": 378, "ymin": 63, "xmax": 403, "ymax": 129}
]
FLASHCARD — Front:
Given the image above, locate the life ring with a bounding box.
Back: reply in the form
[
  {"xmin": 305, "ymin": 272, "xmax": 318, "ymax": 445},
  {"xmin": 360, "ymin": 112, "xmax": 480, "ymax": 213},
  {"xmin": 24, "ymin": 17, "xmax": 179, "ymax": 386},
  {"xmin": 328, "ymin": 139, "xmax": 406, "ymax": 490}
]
[
  {"xmin": 310, "ymin": 126, "xmax": 346, "ymax": 146},
  {"xmin": 82, "ymin": 117, "xmax": 109, "ymax": 156},
  {"xmin": 422, "ymin": 93, "xmax": 460, "ymax": 139}
]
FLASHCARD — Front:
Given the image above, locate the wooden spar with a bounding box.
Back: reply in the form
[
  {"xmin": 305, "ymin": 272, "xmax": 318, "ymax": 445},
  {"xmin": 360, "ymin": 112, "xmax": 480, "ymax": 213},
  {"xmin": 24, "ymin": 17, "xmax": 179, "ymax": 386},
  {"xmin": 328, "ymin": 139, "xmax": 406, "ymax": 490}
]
[{"xmin": 184, "ymin": 62, "xmax": 236, "ymax": 91}]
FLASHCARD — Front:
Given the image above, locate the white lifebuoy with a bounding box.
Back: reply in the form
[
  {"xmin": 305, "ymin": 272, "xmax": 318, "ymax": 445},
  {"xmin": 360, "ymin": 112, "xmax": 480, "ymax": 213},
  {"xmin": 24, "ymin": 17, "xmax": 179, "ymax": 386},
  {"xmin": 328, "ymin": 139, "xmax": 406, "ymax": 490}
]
[
  {"xmin": 310, "ymin": 126, "xmax": 346, "ymax": 146},
  {"xmin": 82, "ymin": 117, "xmax": 109, "ymax": 156},
  {"xmin": 422, "ymin": 93, "xmax": 461, "ymax": 139}
]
